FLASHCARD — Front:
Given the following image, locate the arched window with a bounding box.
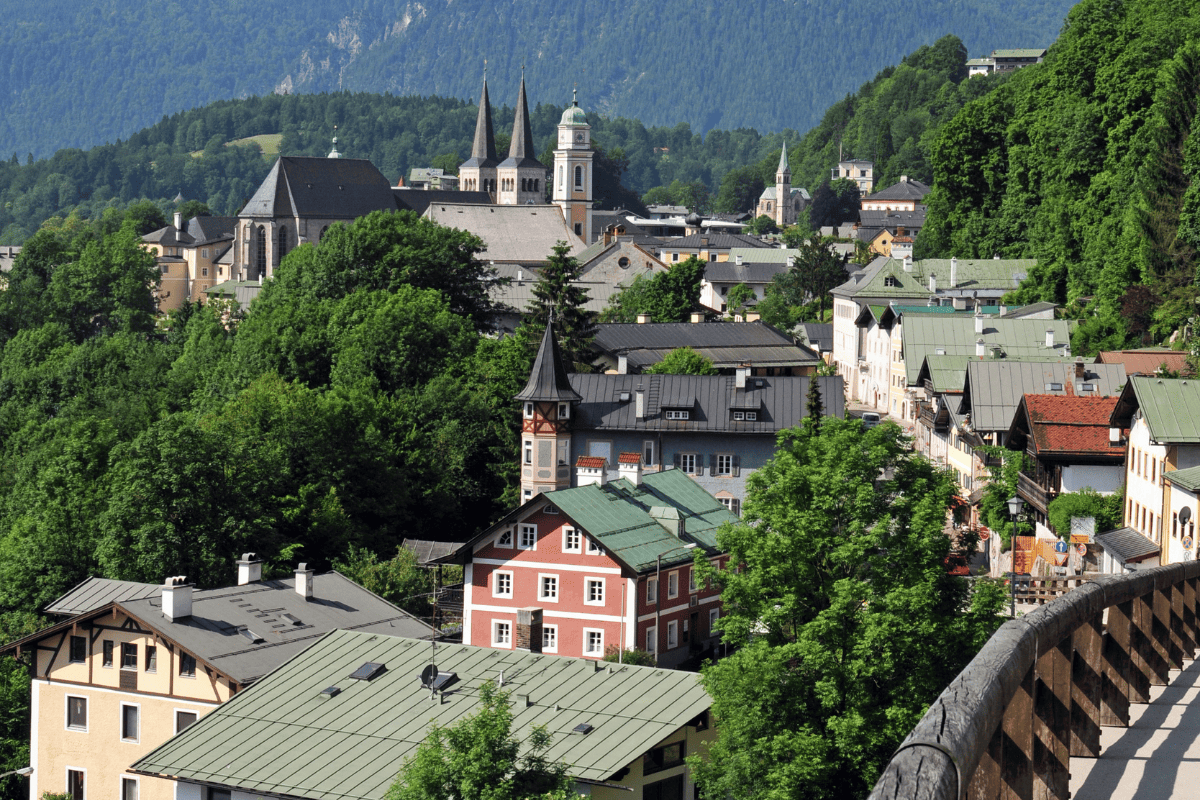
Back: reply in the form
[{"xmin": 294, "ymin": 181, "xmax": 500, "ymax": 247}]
[
  {"xmin": 558, "ymin": 166, "xmax": 564, "ymax": 190},
  {"xmin": 534, "ymin": 178, "xmax": 539, "ymax": 192},
  {"xmin": 277, "ymin": 226, "xmax": 288, "ymax": 264},
  {"xmin": 255, "ymin": 226, "xmax": 267, "ymax": 276},
  {"xmin": 574, "ymin": 165, "xmax": 583, "ymax": 188}
]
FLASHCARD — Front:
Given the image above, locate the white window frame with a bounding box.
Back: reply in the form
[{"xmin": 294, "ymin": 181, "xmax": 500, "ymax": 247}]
[
  {"xmin": 646, "ymin": 577, "xmax": 658, "ymax": 604},
  {"xmin": 587, "ymin": 537, "xmax": 604, "ymax": 556},
  {"xmin": 679, "ymin": 453, "xmax": 697, "ymax": 474},
  {"xmin": 538, "ymin": 574, "xmax": 559, "ymax": 602},
  {"xmin": 542, "ymin": 624, "xmax": 558, "ymax": 653},
  {"xmin": 563, "ymin": 526, "xmax": 582, "ymax": 553},
  {"xmin": 119, "ymin": 776, "xmax": 138, "ymax": 800},
  {"xmin": 689, "ymin": 569, "xmax": 697, "ymax": 593},
  {"xmin": 492, "ymin": 620, "xmax": 512, "ymax": 648},
  {"xmin": 65, "ymin": 694, "xmax": 88, "ymax": 732},
  {"xmin": 558, "ymin": 403, "xmax": 570, "ymax": 419},
  {"xmin": 645, "ymin": 626, "xmax": 657, "ymax": 654},
  {"xmin": 524, "ymin": 403, "xmax": 534, "ymax": 419},
  {"xmin": 523, "ymin": 439, "xmax": 533, "ymax": 465},
  {"xmin": 716, "ymin": 454, "xmax": 733, "ymax": 476},
  {"xmin": 518, "ymin": 524, "xmax": 537, "ymax": 550},
  {"xmin": 665, "ymin": 410, "xmax": 690, "ymax": 421},
  {"xmin": 492, "ymin": 570, "xmax": 514, "ymax": 599},
  {"xmin": 584, "ymin": 577, "xmax": 606, "ymax": 606},
  {"xmin": 667, "ymin": 571, "xmax": 679, "ymax": 599},
  {"xmin": 667, "ymin": 620, "xmax": 679, "ymax": 649},
  {"xmin": 120, "ymin": 701, "xmax": 140, "ymax": 744},
  {"xmin": 558, "ymin": 438, "xmax": 570, "ymax": 466},
  {"xmin": 643, "ymin": 440, "xmax": 655, "ymax": 466},
  {"xmin": 66, "ymin": 767, "xmax": 86, "ymax": 800},
  {"xmin": 173, "ymin": 709, "xmax": 199, "ymax": 734},
  {"xmin": 496, "ymin": 529, "xmax": 514, "ymax": 549},
  {"xmin": 709, "ymin": 607, "xmax": 720, "ymax": 633},
  {"xmin": 583, "ymin": 628, "xmax": 604, "ymax": 656}
]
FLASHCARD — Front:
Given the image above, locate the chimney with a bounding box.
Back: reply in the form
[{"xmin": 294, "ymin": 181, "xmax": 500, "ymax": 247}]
[
  {"xmin": 618, "ymin": 452, "xmax": 643, "ymax": 485},
  {"xmin": 700, "ymin": 237, "xmax": 709, "ymax": 248},
  {"xmin": 904, "ymin": 255, "xmax": 913, "ymax": 272},
  {"xmin": 901, "ymin": 175, "xmax": 909, "ymax": 183},
  {"xmin": 736, "ymin": 365, "xmax": 750, "ymax": 389},
  {"xmin": 949, "ymin": 257, "xmax": 958, "ymax": 288},
  {"xmin": 517, "ymin": 269, "xmax": 523, "ymax": 283},
  {"xmin": 1075, "ymin": 356, "xmax": 1085, "ymax": 378},
  {"xmin": 1110, "ymin": 427, "xmax": 1121, "ymax": 444},
  {"xmin": 690, "ymin": 312, "xmax": 704, "ymax": 323},
  {"xmin": 635, "ymin": 386, "xmax": 645, "ymax": 419},
  {"xmin": 1046, "ymin": 329, "xmax": 1056, "ymax": 348},
  {"xmin": 974, "ymin": 313, "xmax": 985, "ymax": 334},
  {"xmin": 999, "ymin": 304, "xmax": 1007, "ymax": 315},
  {"xmin": 236, "ymin": 553, "xmax": 263, "ymax": 585},
  {"xmin": 603, "ymin": 227, "xmax": 614, "ymax": 246},
  {"xmin": 976, "ymin": 338, "xmax": 985, "ymax": 357},
  {"xmin": 617, "ymin": 354, "xmax": 628, "ymax": 374},
  {"xmin": 637, "ymin": 313, "xmax": 652, "ymax": 324},
  {"xmin": 735, "ymin": 254, "xmax": 743, "ymax": 266},
  {"xmin": 929, "ymin": 273, "xmax": 937, "ymax": 293},
  {"xmin": 786, "ymin": 255, "xmax": 795, "ymax": 268},
  {"xmin": 515, "ymin": 608, "xmax": 543, "ymax": 653},
  {"xmin": 162, "ymin": 577, "xmax": 193, "ymax": 622},
  {"xmin": 295, "ymin": 563, "xmax": 314, "ymax": 601},
  {"xmin": 174, "ymin": 212, "xmax": 183, "ymax": 231},
  {"xmin": 575, "ymin": 456, "xmax": 607, "ymax": 486}
]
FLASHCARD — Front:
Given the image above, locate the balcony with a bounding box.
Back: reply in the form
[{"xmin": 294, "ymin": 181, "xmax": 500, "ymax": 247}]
[{"xmin": 1017, "ymin": 470, "xmax": 1053, "ymax": 515}]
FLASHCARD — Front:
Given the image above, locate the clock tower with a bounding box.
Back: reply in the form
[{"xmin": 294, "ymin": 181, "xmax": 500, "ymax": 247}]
[{"xmin": 553, "ymin": 90, "xmax": 594, "ymax": 242}]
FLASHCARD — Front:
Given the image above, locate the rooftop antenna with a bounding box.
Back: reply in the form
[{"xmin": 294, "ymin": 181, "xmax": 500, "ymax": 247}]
[{"xmin": 573, "ymin": 83, "xmax": 578, "ymax": 106}]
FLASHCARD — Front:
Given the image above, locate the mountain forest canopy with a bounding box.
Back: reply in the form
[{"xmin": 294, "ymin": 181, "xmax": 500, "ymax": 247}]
[{"xmin": 0, "ymin": 0, "xmax": 1073, "ymax": 162}]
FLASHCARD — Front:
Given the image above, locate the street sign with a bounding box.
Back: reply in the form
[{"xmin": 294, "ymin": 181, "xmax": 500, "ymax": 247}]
[
  {"xmin": 1054, "ymin": 540, "xmax": 1069, "ymax": 553},
  {"xmin": 1076, "ymin": 543, "xmax": 1087, "ymax": 556},
  {"xmin": 978, "ymin": 530, "xmax": 990, "ymax": 540}
]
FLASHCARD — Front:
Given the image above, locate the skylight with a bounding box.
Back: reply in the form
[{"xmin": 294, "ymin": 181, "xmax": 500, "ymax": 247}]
[{"xmin": 349, "ymin": 662, "xmax": 386, "ymax": 681}]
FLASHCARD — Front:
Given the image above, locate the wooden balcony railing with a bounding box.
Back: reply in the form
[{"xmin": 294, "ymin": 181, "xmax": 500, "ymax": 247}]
[
  {"xmin": 1011, "ymin": 576, "xmax": 1090, "ymax": 605},
  {"xmin": 1017, "ymin": 470, "xmax": 1053, "ymax": 515},
  {"xmin": 867, "ymin": 561, "xmax": 1200, "ymax": 800}
]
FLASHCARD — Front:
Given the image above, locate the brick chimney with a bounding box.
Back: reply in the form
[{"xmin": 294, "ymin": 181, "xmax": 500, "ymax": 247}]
[
  {"xmin": 515, "ymin": 608, "xmax": 543, "ymax": 653},
  {"xmin": 162, "ymin": 577, "xmax": 193, "ymax": 622}
]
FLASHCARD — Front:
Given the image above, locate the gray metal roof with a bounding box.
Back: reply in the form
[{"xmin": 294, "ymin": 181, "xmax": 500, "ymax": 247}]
[
  {"xmin": 704, "ymin": 261, "xmax": 789, "ymax": 284},
  {"xmin": 797, "ymin": 323, "xmax": 832, "ymax": 352},
  {"xmin": 44, "ymin": 577, "xmax": 160, "ymax": 617},
  {"xmin": 514, "ymin": 322, "xmax": 582, "ymax": 403},
  {"xmin": 662, "ymin": 232, "xmax": 770, "ymax": 250},
  {"xmin": 570, "ymin": 373, "xmax": 843, "ymax": 433},
  {"xmin": 425, "ymin": 203, "xmax": 584, "ymax": 262},
  {"xmin": 864, "ymin": 178, "xmax": 931, "ymax": 202},
  {"xmin": 960, "ymin": 361, "xmax": 1126, "ymax": 432},
  {"xmin": 131, "ymin": 628, "xmax": 712, "ymax": 796},
  {"xmin": 115, "ymin": 572, "xmax": 437, "ymax": 683},
  {"xmin": 393, "ymin": 188, "xmax": 491, "ymax": 216},
  {"xmin": 187, "ymin": 216, "xmax": 236, "ymax": 245},
  {"xmin": 401, "ymin": 540, "xmax": 463, "ymax": 565},
  {"xmin": 1095, "ymin": 527, "xmax": 1160, "ymax": 564},
  {"xmin": 592, "ymin": 321, "xmax": 793, "ymax": 353},
  {"xmin": 901, "ymin": 316, "xmax": 1074, "ymax": 385},
  {"xmin": 240, "ymin": 157, "xmax": 399, "ymax": 220}
]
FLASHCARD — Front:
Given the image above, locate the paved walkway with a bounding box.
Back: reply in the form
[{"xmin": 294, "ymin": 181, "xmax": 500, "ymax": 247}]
[{"xmin": 1072, "ymin": 657, "xmax": 1200, "ymax": 799}]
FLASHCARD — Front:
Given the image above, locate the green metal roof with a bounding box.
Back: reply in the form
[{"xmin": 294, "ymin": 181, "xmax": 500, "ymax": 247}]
[
  {"xmin": 546, "ymin": 469, "xmax": 737, "ymax": 572},
  {"xmin": 131, "ymin": 629, "xmax": 711, "ymax": 798},
  {"xmin": 901, "ymin": 316, "xmax": 1073, "ymax": 385},
  {"xmin": 919, "ymin": 355, "xmax": 971, "ymax": 393},
  {"xmin": 992, "ymin": 48, "xmax": 1046, "ymax": 58},
  {"xmin": 1165, "ymin": 465, "xmax": 1200, "ymax": 493},
  {"xmin": 1129, "ymin": 376, "xmax": 1200, "ymax": 443},
  {"xmin": 842, "ymin": 257, "xmax": 1036, "ymax": 299}
]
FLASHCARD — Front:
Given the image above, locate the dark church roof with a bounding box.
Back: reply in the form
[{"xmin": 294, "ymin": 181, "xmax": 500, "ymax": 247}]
[
  {"xmin": 393, "ymin": 189, "xmax": 492, "ymax": 216},
  {"xmin": 240, "ymin": 157, "xmax": 398, "ymax": 220},
  {"xmin": 498, "ymin": 77, "xmax": 545, "ymax": 171},
  {"xmin": 514, "ymin": 321, "xmax": 583, "ymax": 403},
  {"xmin": 463, "ymin": 76, "xmax": 499, "ymax": 170}
]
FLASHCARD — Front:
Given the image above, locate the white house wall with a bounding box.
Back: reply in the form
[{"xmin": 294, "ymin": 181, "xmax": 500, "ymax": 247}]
[{"xmin": 1061, "ymin": 464, "xmax": 1124, "ymax": 495}]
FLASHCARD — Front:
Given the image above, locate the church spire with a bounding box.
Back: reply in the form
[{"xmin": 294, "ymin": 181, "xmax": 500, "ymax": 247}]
[
  {"xmin": 467, "ymin": 72, "xmax": 498, "ymax": 166},
  {"xmin": 505, "ymin": 71, "xmax": 538, "ymax": 165},
  {"xmin": 777, "ymin": 141, "xmax": 790, "ymax": 177},
  {"xmin": 514, "ymin": 320, "xmax": 582, "ymax": 403}
]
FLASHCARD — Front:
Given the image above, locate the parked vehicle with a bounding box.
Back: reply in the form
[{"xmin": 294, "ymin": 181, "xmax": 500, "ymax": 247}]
[{"xmin": 861, "ymin": 412, "xmax": 880, "ymax": 429}]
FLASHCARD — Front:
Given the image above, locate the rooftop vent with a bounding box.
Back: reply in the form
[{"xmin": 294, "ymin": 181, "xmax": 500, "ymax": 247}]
[
  {"xmin": 573, "ymin": 723, "xmax": 594, "ymax": 735},
  {"xmin": 1045, "ymin": 383, "xmax": 1063, "ymax": 391},
  {"xmin": 320, "ymin": 686, "xmax": 341, "ymax": 698},
  {"xmin": 239, "ymin": 628, "xmax": 265, "ymax": 644},
  {"xmin": 281, "ymin": 613, "xmax": 302, "ymax": 626},
  {"xmin": 349, "ymin": 662, "xmax": 387, "ymax": 681}
]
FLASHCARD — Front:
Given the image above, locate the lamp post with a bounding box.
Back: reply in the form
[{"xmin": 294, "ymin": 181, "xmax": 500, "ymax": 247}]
[
  {"xmin": 1007, "ymin": 495, "xmax": 1026, "ymax": 618},
  {"xmin": 0, "ymin": 767, "xmax": 32, "ymax": 780}
]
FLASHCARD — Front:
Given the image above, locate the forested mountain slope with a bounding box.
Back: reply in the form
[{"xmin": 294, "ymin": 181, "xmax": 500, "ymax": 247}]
[
  {"xmin": 1, "ymin": 0, "xmax": 1073, "ymax": 161},
  {"xmin": 918, "ymin": 0, "xmax": 1200, "ymax": 352}
]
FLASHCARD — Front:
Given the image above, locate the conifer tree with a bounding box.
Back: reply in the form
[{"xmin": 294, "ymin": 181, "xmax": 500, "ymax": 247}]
[
  {"xmin": 805, "ymin": 376, "xmax": 824, "ymax": 432},
  {"xmin": 523, "ymin": 242, "xmax": 596, "ymax": 370}
]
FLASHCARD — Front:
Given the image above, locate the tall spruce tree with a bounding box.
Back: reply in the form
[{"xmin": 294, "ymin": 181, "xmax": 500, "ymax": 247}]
[
  {"xmin": 805, "ymin": 376, "xmax": 824, "ymax": 432},
  {"xmin": 523, "ymin": 242, "xmax": 596, "ymax": 370}
]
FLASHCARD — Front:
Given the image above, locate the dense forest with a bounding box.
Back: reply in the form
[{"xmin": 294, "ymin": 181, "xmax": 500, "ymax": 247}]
[
  {"xmin": 917, "ymin": 0, "xmax": 1200, "ymax": 352},
  {"xmin": 0, "ymin": 0, "xmax": 1073, "ymax": 161}
]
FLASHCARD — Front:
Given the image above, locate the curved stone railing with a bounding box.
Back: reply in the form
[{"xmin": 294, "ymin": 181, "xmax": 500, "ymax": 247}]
[{"xmin": 867, "ymin": 561, "xmax": 1200, "ymax": 800}]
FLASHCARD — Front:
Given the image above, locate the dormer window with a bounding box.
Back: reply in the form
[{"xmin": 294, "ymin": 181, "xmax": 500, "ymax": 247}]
[
  {"xmin": 524, "ymin": 402, "xmax": 534, "ymax": 419},
  {"xmin": 884, "ymin": 276, "xmax": 899, "ymax": 287},
  {"xmin": 558, "ymin": 403, "xmax": 570, "ymax": 419},
  {"xmin": 665, "ymin": 410, "xmax": 690, "ymax": 421},
  {"xmin": 732, "ymin": 411, "xmax": 757, "ymax": 421}
]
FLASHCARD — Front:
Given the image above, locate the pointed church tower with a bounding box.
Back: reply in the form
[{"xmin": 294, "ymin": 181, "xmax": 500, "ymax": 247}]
[
  {"xmin": 553, "ymin": 89, "xmax": 594, "ymax": 241},
  {"xmin": 514, "ymin": 321, "xmax": 581, "ymax": 501},
  {"xmin": 774, "ymin": 142, "xmax": 794, "ymax": 227},
  {"xmin": 497, "ymin": 73, "xmax": 547, "ymax": 206},
  {"xmin": 459, "ymin": 73, "xmax": 498, "ymax": 198}
]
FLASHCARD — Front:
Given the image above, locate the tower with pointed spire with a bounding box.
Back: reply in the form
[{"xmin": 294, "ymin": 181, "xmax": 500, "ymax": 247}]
[
  {"xmin": 756, "ymin": 142, "xmax": 804, "ymax": 227},
  {"xmin": 497, "ymin": 71, "xmax": 548, "ymax": 207},
  {"xmin": 459, "ymin": 71, "xmax": 499, "ymax": 198},
  {"xmin": 552, "ymin": 88, "xmax": 594, "ymax": 241},
  {"xmin": 514, "ymin": 321, "xmax": 581, "ymax": 500}
]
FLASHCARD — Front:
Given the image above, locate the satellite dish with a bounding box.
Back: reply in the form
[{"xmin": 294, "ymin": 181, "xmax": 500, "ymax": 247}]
[
  {"xmin": 420, "ymin": 664, "xmax": 439, "ymax": 688},
  {"xmin": 1181, "ymin": 507, "xmax": 1192, "ymax": 524}
]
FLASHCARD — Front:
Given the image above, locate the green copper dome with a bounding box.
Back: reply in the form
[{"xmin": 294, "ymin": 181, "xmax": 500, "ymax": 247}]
[{"xmin": 560, "ymin": 103, "xmax": 588, "ymax": 126}]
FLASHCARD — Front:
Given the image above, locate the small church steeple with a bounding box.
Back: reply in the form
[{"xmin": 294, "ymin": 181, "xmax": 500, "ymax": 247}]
[
  {"xmin": 460, "ymin": 68, "xmax": 498, "ymax": 196},
  {"xmin": 773, "ymin": 142, "xmax": 795, "ymax": 227},
  {"xmin": 515, "ymin": 320, "xmax": 580, "ymax": 500},
  {"xmin": 497, "ymin": 68, "xmax": 547, "ymax": 206}
]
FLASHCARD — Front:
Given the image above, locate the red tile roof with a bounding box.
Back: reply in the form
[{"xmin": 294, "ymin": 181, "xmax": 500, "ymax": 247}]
[
  {"xmin": 1024, "ymin": 395, "xmax": 1122, "ymax": 455},
  {"xmin": 575, "ymin": 456, "xmax": 606, "ymax": 469},
  {"xmin": 617, "ymin": 452, "xmax": 642, "ymax": 464},
  {"xmin": 1097, "ymin": 350, "xmax": 1191, "ymax": 376}
]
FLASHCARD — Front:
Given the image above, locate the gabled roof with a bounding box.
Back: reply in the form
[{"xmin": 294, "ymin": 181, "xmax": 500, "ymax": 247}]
[
  {"xmin": 1095, "ymin": 527, "xmax": 1159, "ymax": 564},
  {"xmin": 662, "ymin": 232, "xmax": 770, "ymax": 250},
  {"xmin": 796, "ymin": 323, "xmax": 832, "ymax": 352},
  {"xmin": 590, "ymin": 321, "xmax": 820, "ymax": 370},
  {"xmin": 1008, "ymin": 395, "xmax": 1123, "ymax": 459},
  {"xmin": 1096, "ymin": 349, "xmax": 1191, "ymax": 376},
  {"xmin": 514, "ymin": 321, "xmax": 583, "ymax": 403},
  {"xmin": 993, "ymin": 48, "xmax": 1046, "ymax": 58},
  {"xmin": 901, "ymin": 317, "xmax": 1074, "ymax": 386},
  {"xmin": 959, "ymin": 360, "xmax": 1125, "ymax": 432},
  {"xmin": 1164, "ymin": 466, "xmax": 1200, "ymax": 493},
  {"xmin": 863, "ymin": 177, "xmax": 931, "ymax": 202},
  {"xmin": 703, "ymin": 261, "xmax": 788, "ymax": 284},
  {"xmin": 726, "ymin": 247, "xmax": 800, "ymax": 264},
  {"xmin": 142, "ymin": 225, "xmax": 192, "ymax": 247},
  {"xmin": 424, "ymin": 203, "xmax": 583, "ymax": 261},
  {"xmin": 834, "ymin": 256, "xmax": 1035, "ymax": 300},
  {"xmin": 915, "ymin": 354, "xmax": 971, "ymax": 394},
  {"xmin": 1110, "ymin": 376, "xmax": 1200, "ymax": 443},
  {"xmin": 4, "ymin": 573, "xmax": 437, "ymax": 684},
  {"xmin": 44, "ymin": 577, "xmax": 159, "ymax": 617},
  {"xmin": 757, "ymin": 186, "xmax": 809, "ymax": 201},
  {"xmin": 393, "ymin": 188, "xmax": 491, "ymax": 217},
  {"xmin": 569, "ymin": 374, "xmax": 843, "ymax": 433},
  {"xmin": 186, "ymin": 215, "xmax": 236, "ymax": 244},
  {"xmin": 240, "ymin": 157, "xmax": 398, "ymax": 220},
  {"xmin": 130, "ymin": 628, "xmax": 712, "ymax": 796}
]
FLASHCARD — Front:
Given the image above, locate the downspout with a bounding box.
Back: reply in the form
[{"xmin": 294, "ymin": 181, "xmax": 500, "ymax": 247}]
[{"xmin": 619, "ymin": 581, "xmax": 625, "ymax": 664}]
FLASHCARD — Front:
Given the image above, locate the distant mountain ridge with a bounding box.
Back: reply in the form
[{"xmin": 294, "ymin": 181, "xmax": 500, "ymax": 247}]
[{"xmin": 1, "ymin": 0, "xmax": 1073, "ymax": 160}]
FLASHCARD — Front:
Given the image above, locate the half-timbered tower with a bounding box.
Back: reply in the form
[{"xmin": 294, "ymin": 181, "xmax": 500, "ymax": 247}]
[{"xmin": 515, "ymin": 321, "xmax": 582, "ymax": 501}]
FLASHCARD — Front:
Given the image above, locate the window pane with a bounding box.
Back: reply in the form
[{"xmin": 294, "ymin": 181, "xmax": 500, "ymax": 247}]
[
  {"xmin": 68, "ymin": 770, "xmax": 84, "ymax": 800},
  {"xmin": 122, "ymin": 705, "xmax": 139, "ymax": 740},
  {"xmin": 67, "ymin": 697, "xmax": 87, "ymax": 729},
  {"xmin": 180, "ymin": 653, "xmax": 196, "ymax": 677},
  {"xmin": 121, "ymin": 643, "xmax": 137, "ymax": 669},
  {"xmin": 69, "ymin": 636, "xmax": 87, "ymax": 663},
  {"xmin": 102, "ymin": 641, "xmax": 113, "ymax": 668},
  {"xmin": 176, "ymin": 711, "xmax": 198, "ymax": 733},
  {"xmin": 145, "ymin": 646, "xmax": 157, "ymax": 672},
  {"xmin": 121, "ymin": 779, "xmax": 137, "ymax": 800}
]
